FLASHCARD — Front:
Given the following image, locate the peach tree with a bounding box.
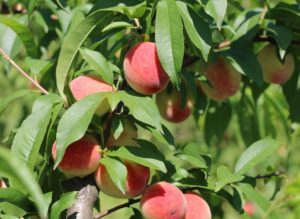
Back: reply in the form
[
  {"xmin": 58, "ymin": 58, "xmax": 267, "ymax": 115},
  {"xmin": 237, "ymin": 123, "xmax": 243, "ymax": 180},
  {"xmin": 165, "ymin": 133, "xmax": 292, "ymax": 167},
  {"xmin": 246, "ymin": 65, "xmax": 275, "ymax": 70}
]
[{"xmin": 1, "ymin": 0, "xmax": 300, "ymax": 218}]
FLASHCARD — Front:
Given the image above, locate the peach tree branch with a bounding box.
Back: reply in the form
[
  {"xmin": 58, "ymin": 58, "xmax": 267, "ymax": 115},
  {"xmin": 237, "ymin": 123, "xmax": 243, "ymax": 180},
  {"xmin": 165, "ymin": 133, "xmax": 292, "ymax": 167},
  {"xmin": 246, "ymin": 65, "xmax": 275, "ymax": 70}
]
[
  {"xmin": 93, "ymin": 199, "xmax": 140, "ymax": 219},
  {"xmin": 0, "ymin": 48, "xmax": 49, "ymax": 95}
]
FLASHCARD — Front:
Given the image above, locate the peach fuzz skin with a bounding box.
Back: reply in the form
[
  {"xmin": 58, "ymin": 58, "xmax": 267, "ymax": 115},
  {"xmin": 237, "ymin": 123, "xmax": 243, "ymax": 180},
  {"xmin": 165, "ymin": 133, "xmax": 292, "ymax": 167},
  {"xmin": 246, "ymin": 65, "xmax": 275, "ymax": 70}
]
[
  {"xmin": 184, "ymin": 192, "xmax": 211, "ymax": 219},
  {"xmin": 140, "ymin": 181, "xmax": 187, "ymax": 219},
  {"xmin": 94, "ymin": 160, "xmax": 150, "ymax": 198},
  {"xmin": 156, "ymin": 88, "xmax": 193, "ymax": 123},
  {"xmin": 258, "ymin": 44, "xmax": 295, "ymax": 84},
  {"xmin": 52, "ymin": 136, "xmax": 101, "ymax": 178},
  {"xmin": 69, "ymin": 75, "xmax": 114, "ymax": 116},
  {"xmin": 123, "ymin": 42, "xmax": 170, "ymax": 95},
  {"xmin": 199, "ymin": 57, "xmax": 241, "ymax": 101}
]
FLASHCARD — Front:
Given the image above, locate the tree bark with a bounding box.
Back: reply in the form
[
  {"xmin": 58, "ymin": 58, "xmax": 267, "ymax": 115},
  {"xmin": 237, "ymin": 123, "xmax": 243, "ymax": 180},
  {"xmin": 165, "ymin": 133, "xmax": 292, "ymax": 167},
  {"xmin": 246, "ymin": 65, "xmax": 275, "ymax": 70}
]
[{"xmin": 62, "ymin": 175, "xmax": 99, "ymax": 219}]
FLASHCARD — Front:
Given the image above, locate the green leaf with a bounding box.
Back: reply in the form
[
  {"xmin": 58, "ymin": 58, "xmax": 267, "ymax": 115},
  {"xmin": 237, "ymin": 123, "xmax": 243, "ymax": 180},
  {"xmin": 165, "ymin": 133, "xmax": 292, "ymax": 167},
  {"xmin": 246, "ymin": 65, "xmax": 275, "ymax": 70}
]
[
  {"xmin": 0, "ymin": 90, "xmax": 32, "ymax": 116},
  {"xmin": 54, "ymin": 93, "xmax": 106, "ymax": 168},
  {"xmin": 239, "ymin": 183, "xmax": 270, "ymax": 210},
  {"xmin": 225, "ymin": 45, "xmax": 263, "ymax": 85},
  {"xmin": 11, "ymin": 95, "xmax": 54, "ymax": 170},
  {"xmin": 205, "ymin": 0, "xmax": 227, "ymax": 30},
  {"xmin": 102, "ymin": 21, "xmax": 133, "ymax": 32},
  {"xmin": 155, "ymin": 0, "xmax": 184, "ymax": 86},
  {"xmin": 236, "ymin": 94, "xmax": 260, "ymax": 146},
  {"xmin": 176, "ymin": 2, "xmax": 211, "ymax": 61},
  {"xmin": 215, "ymin": 166, "xmax": 244, "ymax": 192},
  {"xmin": 0, "ymin": 188, "xmax": 33, "ymax": 211},
  {"xmin": 56, "ymin": 9, "xmax": 112, "ymax": 100},
  {"xmin": 0, "ymin": 17, "xmax": 38, "ymax": 58},
  {"xmin": 0, "ymin": 214, "xmax": 19, "ymax": 219},
  {"xmin": 234, "ymin": 139, "xmax": 280, "ymax": 174},
  {"xmin": 266, "ymin": 24, "xmax": 293, "ymax": 59},
  {"xmin": 177, "ymin": 154, "xmax": 208, "ymax": 169},
  {"xmin": 100, "ymin": 157, "xmax": 127, "ymax": 194},
  {"xmin": 0, "ymin": 147, "xmax": 48, "ymax": 218},
  {"xmin": 108, "ymin": 91, "xmax": 162, "ymax": 132},
  {"xmin": 25, "ymin": 58, "xmax": 53, "ymax": 75},
  {"xmin": 107, "ymin": 146, "xmax": 167, "ymax": 173},
  {"xmin": 204, "ymin": 102, "xmax": 232, "ymax": 145},
  {"xmin": 0, "ymin": 202, "xmax": 26, "ymax": 217},
  {"xmin": 50, "ymin": 192, "xmax": 77, "ymax": 219},
  {"xmin": 79, "ymin": 48, "xmax": 114, "ymax": 85}
]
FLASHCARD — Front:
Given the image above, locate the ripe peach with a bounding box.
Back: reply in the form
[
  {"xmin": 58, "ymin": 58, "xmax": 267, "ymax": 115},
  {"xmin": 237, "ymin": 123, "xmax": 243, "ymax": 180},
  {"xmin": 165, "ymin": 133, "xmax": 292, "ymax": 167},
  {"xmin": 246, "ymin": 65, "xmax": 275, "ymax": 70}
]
[
  {"xmin": 258, "ymin": 44, "xmax": 295, "ymax": 84},
  {"xmin": 156, "ymin": 88, "xmax": 193, "ymax": 123},
  {"xmin": 52, "ymin": 136, "xmax": 101, "ymax": 178},
  {"xmin": 184, "ymin": 192, "xmax": 211, "ymax": 219},
  {"xmin": 123, "ymin": 42, "xmax": 170, "ymax": 95},
  {"xmin": 95, "ymin": 160, "xmax": 150, "ymax": 198},
  {"xmin": 140, "ymin": 181, "xmax": 186, "ymax": 219},
  {"xmin": 106, "ymin": 119, "xmax": 138, "ymax": 147},
  {"xmin": 243, "ymin": 201, "xmax": 255, "ymax": 216},
  {"xmin": 199, "ymin": 57, "xmax": 241, "ymax": 101},
  {"xmin": 69, "ymin": 75, "xmax": 114, "ymax": 116}
]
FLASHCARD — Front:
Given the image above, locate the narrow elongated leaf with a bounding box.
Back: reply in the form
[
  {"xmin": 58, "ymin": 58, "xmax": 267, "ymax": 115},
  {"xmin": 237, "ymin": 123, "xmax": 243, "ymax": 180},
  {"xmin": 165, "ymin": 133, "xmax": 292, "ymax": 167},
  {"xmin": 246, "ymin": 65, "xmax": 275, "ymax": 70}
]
[
  {"xmin": 50, "ymin": 192, "xmax": 77, "ymax": 219},
  {"xmin": 205, "ymin": 0, "xmax": 227, "ymax": 30},
  {"xmin": 239, "ymin": 183, "xmax": 270, "ymax": 210},
  {"xmin": 0, "ymin": 147, "xmax": 48, "ymax": 218},
  {"xmin": 0, "ymin": 203, "xmax": 26, "ymax": 217},
  {"xmin": 110, "ymin": 91, "xmax": 162, "ymax": 132},
  {"xmin": 55, "ymin": 93, "xmax": 106, "ymax": 167},
  {"xmin": 178, "ymin": 154, "xmax": 207, "ymax": 169},
  {"xmin": 100, "ymin": 157, "xmax": 127, "ymax": 194},
  {"xmin": 25, "ymin": 58, "xmax": 53, "ymax": 75},
  {"xmin": 177, "ymin": 2, "xmax": 211, "ymax": 61},
  {"xmin": 79, "ymin": 48, "xmax": 114, "ymax": 84},
  {"xmin": 0, "ymin": 188, "xmax": 33, "ymax": 211},
  {"xmin": 155, "ymin": 0, "xmax": 184, "ymax": 86},
  {"xmin": 0, "ymin": 17, "xmax": 38, "ymax": 57},
  {"xmin": 267, "ymin": 24, "xmax": 293, "ymax": 59},
  {"xmin": 234, "ymin": 139, "xmax": 279, "ymax": 174},
  {"xmin": 11, "ymin": 97, "xmax": 53, "ymax": 170},
  {"xmin": 56, "ymin": 10, "xmax": 112, "ymax": 100},
  {"xmin": 107, "ymin": 146, "xmax": 167, "ymax": 173},
  {"xmin": 0, "ymin": 90, "xmax": 32, "ymax": 116},
  {"xmin": 215, "ymin": 166, "xmax": 244, "ymax": 192},
  {"xmin": 0, "ymin": 214, "xmax": 19, "ymax": 219}
]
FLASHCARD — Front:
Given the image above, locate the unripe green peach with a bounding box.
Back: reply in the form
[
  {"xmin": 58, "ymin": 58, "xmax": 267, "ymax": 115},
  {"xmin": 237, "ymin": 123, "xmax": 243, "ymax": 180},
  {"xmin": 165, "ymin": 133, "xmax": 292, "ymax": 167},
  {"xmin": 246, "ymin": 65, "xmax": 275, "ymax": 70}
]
[
  {"xmin": 199, "ymin": 57, "xmax": 241, "ymax": 101},
  {"xmin": 69, "ymin": 75, "xmax": 114, "ymax": 116},
  {"xmin": 258, "ymin": 44, "xmax": 295, "ymax": 84},
  {"xmin": 106, "ymin": 119, "xmax": 138, "ymax": 147},
  {"xmin": 140, "ymin": 181, "xmax": 187, "ymax": 219},
  {"xmin": 184, "ymin": 192, "xmax": 211, "ymax": 219},
  {"xmin": 94, "ymin": 160, "xmax": 150, "ymax": 198},
  {"xmin": 156, "ymin": 88, "xmax": 193, "ymax": 123},
  {"xmin": 123, "ymin": 42, "xmax": 170, "ymax": 95},
  {"xmin": 52, "ymin": 136, "xmax": 101, "ymax": 178}
]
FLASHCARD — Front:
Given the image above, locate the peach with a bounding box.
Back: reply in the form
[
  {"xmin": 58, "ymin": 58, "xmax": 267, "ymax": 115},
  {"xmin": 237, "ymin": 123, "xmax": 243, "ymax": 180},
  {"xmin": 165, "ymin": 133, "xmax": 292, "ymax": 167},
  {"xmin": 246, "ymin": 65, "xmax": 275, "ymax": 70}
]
[
  {"xmin": 69, "ymin": 75, "xmax": 114, "ymax": 116},
  {"xmin": 106, "ymin": 119, "xmax": 138, "ymax": 147},
  {"xmin": 199, "ymin": 57, "xmax": 241, "ymax": 101},
  {"xmin": 52, "ymin": 136, "xmax": 101, "ymax": 178},
  {"xmin": 243, "ymin": 201, "xmax": 255, "ymax": 216},
  {"xmin": 95, "ymin": 160, "xmax": 150, "ymax": 198},
  {"xmin": 140, "ymin": 181, "xmax": 186, "ymax": 219},
  {"xmin": 258, "ymin": 44, "xmax": 295, "ymax": 84},
  {"xmin": 156, "ymin": 88, "xmax": 193, "ymax": 123},
  {"xmin": 123, "ymin": 42, "xmax": 170, "ymax": 95},
  {"xmin": 184, "ymin": 192, "xmax": 211, "ymax": 219}
]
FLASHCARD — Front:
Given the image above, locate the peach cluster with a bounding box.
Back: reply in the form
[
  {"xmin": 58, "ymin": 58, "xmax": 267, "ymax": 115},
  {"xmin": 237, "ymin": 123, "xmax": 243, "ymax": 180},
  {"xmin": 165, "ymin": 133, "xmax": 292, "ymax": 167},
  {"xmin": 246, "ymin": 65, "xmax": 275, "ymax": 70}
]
[
  {"xmin": 140, "ymin": 181, "xmax": 211, "ymax": 219},
  {"xmin": 52, "ymin": 120, "xmax": 150, "ymax": 199}
]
